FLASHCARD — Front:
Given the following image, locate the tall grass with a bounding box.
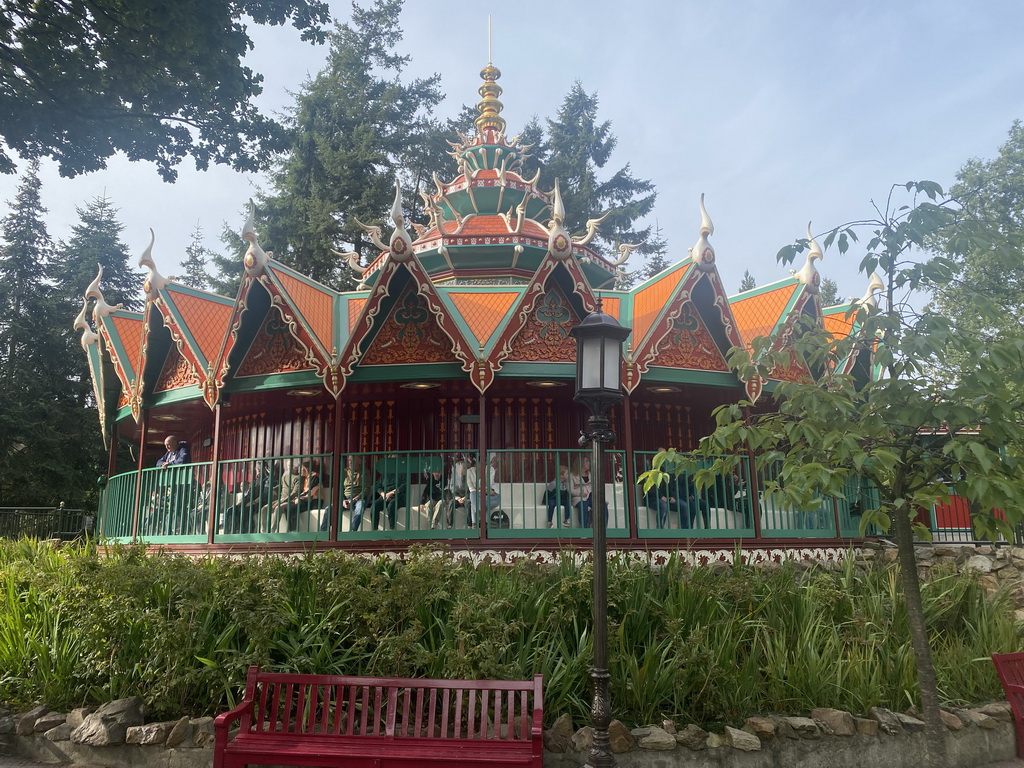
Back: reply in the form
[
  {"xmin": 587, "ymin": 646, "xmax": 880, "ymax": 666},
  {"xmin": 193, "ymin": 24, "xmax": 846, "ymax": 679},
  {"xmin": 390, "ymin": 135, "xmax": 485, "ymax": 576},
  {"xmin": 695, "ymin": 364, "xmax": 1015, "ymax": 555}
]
[{"xmin": 0, "ymin": 539, "xmax": 1018, "ymax": 725}]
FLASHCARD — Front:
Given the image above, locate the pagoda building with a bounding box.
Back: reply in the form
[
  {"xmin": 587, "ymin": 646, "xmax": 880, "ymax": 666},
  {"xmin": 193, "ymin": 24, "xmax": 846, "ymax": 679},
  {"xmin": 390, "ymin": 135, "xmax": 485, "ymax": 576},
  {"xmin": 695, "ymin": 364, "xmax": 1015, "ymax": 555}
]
[{"xmin": 75, "ymin": 60, "xmax": 879, "ymax": 557}]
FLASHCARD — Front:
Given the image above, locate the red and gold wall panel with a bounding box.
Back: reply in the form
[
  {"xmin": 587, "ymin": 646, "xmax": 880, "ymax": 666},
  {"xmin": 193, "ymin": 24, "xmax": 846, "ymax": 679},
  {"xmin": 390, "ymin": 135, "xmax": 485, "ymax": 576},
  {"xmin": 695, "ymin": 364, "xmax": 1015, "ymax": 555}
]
[{"xmin": 505, "ymin": 286, "xmax": 579, "ymax": 363}]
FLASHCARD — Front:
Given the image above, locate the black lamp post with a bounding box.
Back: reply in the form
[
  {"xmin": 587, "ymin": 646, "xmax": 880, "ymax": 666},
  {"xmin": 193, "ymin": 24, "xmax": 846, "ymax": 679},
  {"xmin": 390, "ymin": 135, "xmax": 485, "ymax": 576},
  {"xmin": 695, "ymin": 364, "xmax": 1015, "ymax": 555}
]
[{"xmin": 570, "ymin": 303, "xmax": 631, "ymax": 768}]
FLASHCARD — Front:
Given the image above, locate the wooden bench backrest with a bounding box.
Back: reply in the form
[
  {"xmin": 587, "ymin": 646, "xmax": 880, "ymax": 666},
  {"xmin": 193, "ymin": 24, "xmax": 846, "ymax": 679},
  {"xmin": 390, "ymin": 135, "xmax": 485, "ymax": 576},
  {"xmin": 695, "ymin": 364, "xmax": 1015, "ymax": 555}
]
[
  {"xmin": 993, "ymin": 652, "xmax": 1024, "ymax": 707},
  {"xmin": 239, "ymin": 667, "xmax": 542, "ymax": 741}
]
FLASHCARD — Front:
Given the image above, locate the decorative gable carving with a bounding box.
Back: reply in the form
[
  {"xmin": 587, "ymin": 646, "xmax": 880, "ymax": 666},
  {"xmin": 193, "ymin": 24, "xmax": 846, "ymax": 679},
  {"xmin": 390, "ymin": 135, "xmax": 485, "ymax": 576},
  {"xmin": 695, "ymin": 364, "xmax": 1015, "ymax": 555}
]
[
  {"xmin": 505, "ymin": 286, "xmax": 579, "ymax": 363},
  {"xmin": 154, "ymin": 344, "xmax": 201, "ymax": 391},
  {"xmin": 650, "ymin": 303, "xmax": 728, "ymax": 372},
  {"xmin": 361, "ymin": 287, "xmax": 458, "ymax": 366},
  {"xmin": 236, "ymin": 308, "xmax": 316, "ymax": 377}
]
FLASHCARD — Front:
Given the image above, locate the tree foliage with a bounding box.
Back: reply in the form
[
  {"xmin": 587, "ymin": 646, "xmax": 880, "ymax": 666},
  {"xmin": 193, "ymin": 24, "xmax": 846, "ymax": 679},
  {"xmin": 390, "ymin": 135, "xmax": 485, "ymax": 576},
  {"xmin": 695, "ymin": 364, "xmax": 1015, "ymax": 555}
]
[
  {"xmin": 255, "ymin": 0, "xmax": 443, "ymax": 289},
  {"xmin": 181, "ymin": 224, "xmax": 214, "ymax": 292},
  {"xmin": 642, "ymin": 181, "xmax": 1024, "ymax": 768},
  {"xmin": 531, "ymin": 83, "xmax": 656, "ymax": 259},
  {"xmin": 0, "ymin": 164, "xmax": 106, "ymax": 507},
  {"xmin": 738, "ymin": 269, "xmax": 756, "ymax": 293},
  {"xmin": 930, "ymin": 121, "xmax": 1024, "ymax": 384},
  {"xmin": 0, "ymin": 0, "xmax": 331, "ymax": 180},
  {"xmin": 818, "ymin": 276, "xmax": 838, "ymax": 307}
]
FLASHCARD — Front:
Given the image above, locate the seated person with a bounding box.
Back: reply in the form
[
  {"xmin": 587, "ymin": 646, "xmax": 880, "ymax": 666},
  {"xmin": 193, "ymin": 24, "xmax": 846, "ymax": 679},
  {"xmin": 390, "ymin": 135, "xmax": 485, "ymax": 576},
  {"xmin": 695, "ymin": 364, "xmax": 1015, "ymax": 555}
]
[
  {"xmin": 279, "ymin": 459, "xmax": 323, "ymax": 532},
  {"xmin": 543, "ymin": 464, "xmax": 571, "ymax": 528},
  {"xmin": 223, "ymin": 461, "xmax": 275, "ymax": 534},
  {"xmin": 444, "ymin": 457, "xmax": 469, "ymax": 528},
  {"xmin": 342, "ymin": 456, "xmax": 372, "ymax": 532},
  {"xmin": 680, "ymin": 472, "xmax": 710, "ymax": 529},
  {"xmin": 419, "ymin": 469, "xmax": 446, "ymax": 529},
  {"xmin": 371, "ymin": 455, "xmax": 406, "ymax": 531}
]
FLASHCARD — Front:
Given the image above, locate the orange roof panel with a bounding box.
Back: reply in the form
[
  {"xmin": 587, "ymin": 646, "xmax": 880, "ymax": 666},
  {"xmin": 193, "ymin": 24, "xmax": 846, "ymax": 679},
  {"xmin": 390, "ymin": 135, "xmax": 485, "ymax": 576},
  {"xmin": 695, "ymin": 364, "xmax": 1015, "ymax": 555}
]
[
  {"xmin": 108, "ymin": 314, "xmax": 145, "ymax": 375},
  {"xmin": 348, "ymin": 298, "xmax": 367, "ymax": 332},
  {"xmin": 274, "ymin": 271, "xmax": 334, "ymax": 352},
  {"xmin": 633, "ymin": 268, "xmax": 686, "ymax": 346},
  {"xmin": 731, "ymin": 283, "xmax": 799, "ymax": 348},
  {"xmin": 823, "ymin": 308, "xmax": 855, "ymax": 340},
  {"xmin": 165, "ymin": 289, "xmax": 234, "ymax": 365},
  {"xmin": 448, "ymin": 291, "xmax": 519, "ymax": 347}
]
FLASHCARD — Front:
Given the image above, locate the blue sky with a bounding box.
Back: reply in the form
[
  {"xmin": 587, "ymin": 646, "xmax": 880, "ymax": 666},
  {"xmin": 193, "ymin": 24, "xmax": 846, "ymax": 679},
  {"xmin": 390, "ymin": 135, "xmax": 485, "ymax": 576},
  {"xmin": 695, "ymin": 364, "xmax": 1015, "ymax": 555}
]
[{"xmin": 2, "ymin": 0, "xmax": 1022, "ymax": 302}]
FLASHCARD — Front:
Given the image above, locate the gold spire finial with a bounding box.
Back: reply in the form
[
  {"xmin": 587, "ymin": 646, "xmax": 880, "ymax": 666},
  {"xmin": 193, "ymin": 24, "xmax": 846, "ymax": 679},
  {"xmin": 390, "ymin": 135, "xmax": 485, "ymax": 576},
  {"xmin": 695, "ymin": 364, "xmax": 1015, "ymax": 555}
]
[{"xmin": 474, "ymin": 60, "xmax": 505, "ymax": 135}]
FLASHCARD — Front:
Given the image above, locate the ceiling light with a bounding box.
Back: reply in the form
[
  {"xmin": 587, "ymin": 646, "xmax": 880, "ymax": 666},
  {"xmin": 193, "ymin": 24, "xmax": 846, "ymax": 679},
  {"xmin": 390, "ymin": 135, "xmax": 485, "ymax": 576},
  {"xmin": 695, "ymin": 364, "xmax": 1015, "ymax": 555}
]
[
  {"xmin": 152, "ymin": 413, "xmax": 182, "ymax": 421},
  {"xmin": 649, "ymin": 386, "xmax": 680, "ymax": 393},
  {"xmin": 525, "ymin": 380, "xmax": 566, "ymax": 388},
  {"xmin": 400, "ymin": 382, "xmax": 441, "ymax": 390},
  {"xmin": 287, "ymin": 388, "xmax": 322, "ymax": 396}
]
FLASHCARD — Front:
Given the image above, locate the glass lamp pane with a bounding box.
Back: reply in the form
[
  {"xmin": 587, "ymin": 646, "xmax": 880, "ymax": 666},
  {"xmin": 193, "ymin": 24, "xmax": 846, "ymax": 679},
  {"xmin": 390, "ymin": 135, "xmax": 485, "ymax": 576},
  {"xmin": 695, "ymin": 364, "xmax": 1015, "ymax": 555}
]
[
  {"xmin": 603, "ymin": 337, "xmax": 621, "ymax": 389},
  {"xmin": 581, "ymin": 336, "xmax": 603, "ymax": 390}
]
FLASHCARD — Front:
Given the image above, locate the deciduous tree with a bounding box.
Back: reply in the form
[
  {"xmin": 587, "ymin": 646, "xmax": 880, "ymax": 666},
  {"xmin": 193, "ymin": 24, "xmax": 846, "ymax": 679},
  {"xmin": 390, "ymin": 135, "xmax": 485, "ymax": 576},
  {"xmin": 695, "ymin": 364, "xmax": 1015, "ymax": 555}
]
[
  {"xmin": 0, "ymin": 0, "xmax": 331, "ymax": 180},
  {"xmin": 642, "ymin": 181, "xmax": 1024, "ymax": 768}
]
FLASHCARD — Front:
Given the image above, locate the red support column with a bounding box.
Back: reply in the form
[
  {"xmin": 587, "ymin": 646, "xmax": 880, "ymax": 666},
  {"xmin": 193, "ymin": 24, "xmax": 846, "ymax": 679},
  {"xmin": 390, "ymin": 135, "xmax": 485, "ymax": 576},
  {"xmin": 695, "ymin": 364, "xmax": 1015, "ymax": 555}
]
[
  {"xmin": 131, "ymin": 411, "xmax": 148, "ymax": 541},
  {"xmin": 329, "ymin": 395, "xmax": 344, "ymax": 541},
  {"xmin": 621, "ymin": 393, "xmax": 638, "ymax": 540},
  {"xmin": 207, "ymin": 403, "xmax": 222, "ymax": 545},
  {"xmin": 478, "ymin": 392, "xmax": 487, "ymax": 540}
]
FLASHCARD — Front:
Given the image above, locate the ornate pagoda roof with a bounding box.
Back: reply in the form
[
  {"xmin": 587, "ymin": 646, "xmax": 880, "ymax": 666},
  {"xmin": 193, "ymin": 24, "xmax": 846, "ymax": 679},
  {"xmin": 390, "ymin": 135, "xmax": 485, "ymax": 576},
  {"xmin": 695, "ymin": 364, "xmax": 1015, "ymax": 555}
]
[{"xmin": 74, "ymin": 58, "xmax": 872, "ymax": 432}]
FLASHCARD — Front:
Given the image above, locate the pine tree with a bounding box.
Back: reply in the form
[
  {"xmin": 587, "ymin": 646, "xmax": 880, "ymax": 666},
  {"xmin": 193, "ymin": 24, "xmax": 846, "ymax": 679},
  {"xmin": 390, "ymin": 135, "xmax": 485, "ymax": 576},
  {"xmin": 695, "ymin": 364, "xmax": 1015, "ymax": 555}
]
[
  {"xmin": 739, "ymin": 270, "xmax": 757, "ymax": 292},
  {"xmin": 535, "ymin": 82, "xmax": 657, "ymax": 256},
  {"xmin": 258, "ymin": 0, "xmax": 443, "ymax": 289},
  {"xmin": 0, "ymin": 163, "xmax": 103, "ymax": 506},
  {"xmin": 53, "ymin": 194, "xmax": 142, "ymax": 311},
  {"xmin": 181, "ymin": 223, "xmax": 213, "ymax": 291},
  {"xmin": 819, "ymin": 276, "xmax": 839, "ymax": 307},
  {"xmin": 637, "ymin": 221, "xmax": 670, "ymax": 282}
]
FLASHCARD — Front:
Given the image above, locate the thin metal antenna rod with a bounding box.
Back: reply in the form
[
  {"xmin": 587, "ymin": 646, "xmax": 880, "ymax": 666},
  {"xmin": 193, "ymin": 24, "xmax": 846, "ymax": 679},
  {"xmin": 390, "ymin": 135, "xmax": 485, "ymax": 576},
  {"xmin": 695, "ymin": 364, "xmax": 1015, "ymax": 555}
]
[{"xmin": 487, "ymin": 16, "xmax": 492, "ymax": 63}]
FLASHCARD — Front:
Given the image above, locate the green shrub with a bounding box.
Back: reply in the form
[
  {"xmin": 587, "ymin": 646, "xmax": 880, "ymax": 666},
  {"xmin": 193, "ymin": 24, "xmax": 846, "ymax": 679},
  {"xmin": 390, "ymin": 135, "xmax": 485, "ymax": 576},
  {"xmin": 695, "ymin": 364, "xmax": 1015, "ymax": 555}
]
[{"xmin": 0, "ymin": 540, "xmax": 1018, "ymax": 725}]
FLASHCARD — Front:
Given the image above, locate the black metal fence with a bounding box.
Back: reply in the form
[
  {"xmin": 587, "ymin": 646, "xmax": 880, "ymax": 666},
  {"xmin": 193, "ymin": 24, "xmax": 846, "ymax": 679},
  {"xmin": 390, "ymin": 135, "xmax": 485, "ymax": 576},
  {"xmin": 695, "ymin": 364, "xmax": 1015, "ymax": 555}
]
[{"xmin": 0, "ymin": 507, "xmax": 93, "ymax": 541}]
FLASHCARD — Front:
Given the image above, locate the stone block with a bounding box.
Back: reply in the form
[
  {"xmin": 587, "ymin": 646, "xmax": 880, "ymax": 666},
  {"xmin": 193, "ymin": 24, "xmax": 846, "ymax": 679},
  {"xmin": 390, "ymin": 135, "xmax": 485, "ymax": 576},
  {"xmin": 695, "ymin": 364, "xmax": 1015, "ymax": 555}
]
[
  {"xmin": 0, "ymin": 716, "xmax": 14, "ymax": 735},
  {"xmin": 16, "ymin": 705, "xmax": 49, "ymax": 736},
  {"xmin": 543, "ymin": 731, "xmax": 570, "ymax": 753},
  {"xmin": 549, "ymin": 712, "xmax": 574, "ymax": 738},
  {"xmin": 44, "ymin": 723, "xmax": 73, "ymax": 742},
  {"xmin": 868, "ymin": 706, "xmax": 903, "ymax": 735},
  {"xmin": 660, "ymin": 718, "xmax": 676, "ymax": 734},
  {"xmin": 67, "ymin": 708, "xmax": 92, "ymax": 729},
  {"xmin": 676, "ymin": 724, "xmax": 708, "ymax": 750},
  {"xmin": 854, "ymin": 717, "xmax": 878, "ymax": 736},
  {"xmin": 34, "ymin": 712, "xmax": 67, "ymax": 732},
  {"xmin": 191, "ymin": 716, "xmax": 215, "ymax": 748},
  {"xmin": 894, "ymin": 712, "xmax": 926, "ymax": 732},
  {"xmin": 811, "ymin": 707, "xmax": 855, "ymax": 736},
  {"xmin": 637, "ymin": 726, "xmax": 676, "ymax": 750},
  {"xmin": 782, "ymin": 716, "xmax": 821, "ymax": 739},
  {"xmin": 724, "ymin": 725, "xmax": 761, "ymax": 751},
  {"xmin": 706, "ymin": 732, "xmax": 725, "ymax": 748},
  {"xmin": 609, "ymin": 720, "xmax": 635, "ymax": 753},
  {"xmin": 976, "ymin": 702, "xmax": 1013, "ymax": 722},
  {"xmin": 940, "ymin": 710, "xmax": 964, "ymax": 731},
  {"xmin": 165, "ymin": 716, "xmax": 191, "ymax": 748},
  {"xmin": 743, "ymin": 716, "xmax": 775, "ymax": 741},
  {"xmin": 126, "ymin": 721, "xmax": 174, "ymax": 745},
  {"xmin": 571, "ymin": 725, "xmax": 594, "ymax": 752}
]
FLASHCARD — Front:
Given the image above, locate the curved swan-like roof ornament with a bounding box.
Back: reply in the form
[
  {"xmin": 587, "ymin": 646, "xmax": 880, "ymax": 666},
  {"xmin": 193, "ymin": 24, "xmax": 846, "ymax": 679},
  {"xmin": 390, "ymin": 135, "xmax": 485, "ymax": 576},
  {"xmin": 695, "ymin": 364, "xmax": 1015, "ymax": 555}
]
[
  {"xmin": 138, "ymin": 230, "xmax": 171, "ymax": 299},
  {"xmin": 85, "ymin": 263, "xmax": 123, "ymax": 319},
  {"xmin": 854, "ymin": 272, "xmax": 885, "ymax": 309},
  {"xmin": 388, "ymin": 179, "xmax": 413, "ymax": 262},
  {"xmin": 73, "ymin": 296, "xmax": 99, "ymax": 350},
  {"xmin": 689, "ymin": 193, "xmax": 716, "ymax": 272},
  {"xmin": 546, "ymin": 179, "xmax": 573, "ymax": 260},
  {"xmin": 241, "ymin": 199, "xmax": 269, "ymax": 276},
  {"xmin": 789, "ymin": 222, "xmax": 823, "ymax": 294}
]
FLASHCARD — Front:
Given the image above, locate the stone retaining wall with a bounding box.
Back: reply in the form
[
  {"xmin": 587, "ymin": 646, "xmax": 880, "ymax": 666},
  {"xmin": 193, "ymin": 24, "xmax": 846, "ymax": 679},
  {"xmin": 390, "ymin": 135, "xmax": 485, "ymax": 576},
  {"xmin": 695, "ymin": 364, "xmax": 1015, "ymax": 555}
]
[{"xmin": 0, "ymin": 698, "xmax": 1016, "ymax": 768}]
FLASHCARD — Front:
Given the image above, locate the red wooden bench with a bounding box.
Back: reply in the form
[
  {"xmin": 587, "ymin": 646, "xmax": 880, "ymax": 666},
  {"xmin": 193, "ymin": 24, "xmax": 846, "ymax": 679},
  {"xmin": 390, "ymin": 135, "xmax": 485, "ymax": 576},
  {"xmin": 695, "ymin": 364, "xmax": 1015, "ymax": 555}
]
[
  {"xmin": 992, "ymin": 651, "xmax": 1024, "ymax": 758},
  {"xmin": 213, "ymin": 666, "xmax": 544, "ymax": 768}
]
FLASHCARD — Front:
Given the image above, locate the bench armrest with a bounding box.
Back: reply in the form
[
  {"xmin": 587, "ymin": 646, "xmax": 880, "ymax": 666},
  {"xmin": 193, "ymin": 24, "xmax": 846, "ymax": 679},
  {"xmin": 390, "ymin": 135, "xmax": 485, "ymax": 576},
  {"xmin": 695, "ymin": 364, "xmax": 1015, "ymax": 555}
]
[{"xmin": 214, "ymin": 698, "xmax": 254, "ymax": 749}]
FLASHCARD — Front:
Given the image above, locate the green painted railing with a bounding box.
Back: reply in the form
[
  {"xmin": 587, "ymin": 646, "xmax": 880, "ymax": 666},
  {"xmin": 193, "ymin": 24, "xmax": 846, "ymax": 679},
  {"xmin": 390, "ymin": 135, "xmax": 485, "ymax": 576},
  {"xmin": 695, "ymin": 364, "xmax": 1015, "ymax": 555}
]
[{"xmin": 98, "ymin": 449, "xmax": 877, "ymax": 545}]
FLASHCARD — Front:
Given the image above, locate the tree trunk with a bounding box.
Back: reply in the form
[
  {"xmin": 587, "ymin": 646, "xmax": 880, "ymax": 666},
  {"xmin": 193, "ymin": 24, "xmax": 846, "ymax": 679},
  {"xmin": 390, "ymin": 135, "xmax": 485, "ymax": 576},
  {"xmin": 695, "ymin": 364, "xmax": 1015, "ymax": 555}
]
[{"xmin": 891, "ymin": 508, "xmax": 947, "ymax": 768}]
